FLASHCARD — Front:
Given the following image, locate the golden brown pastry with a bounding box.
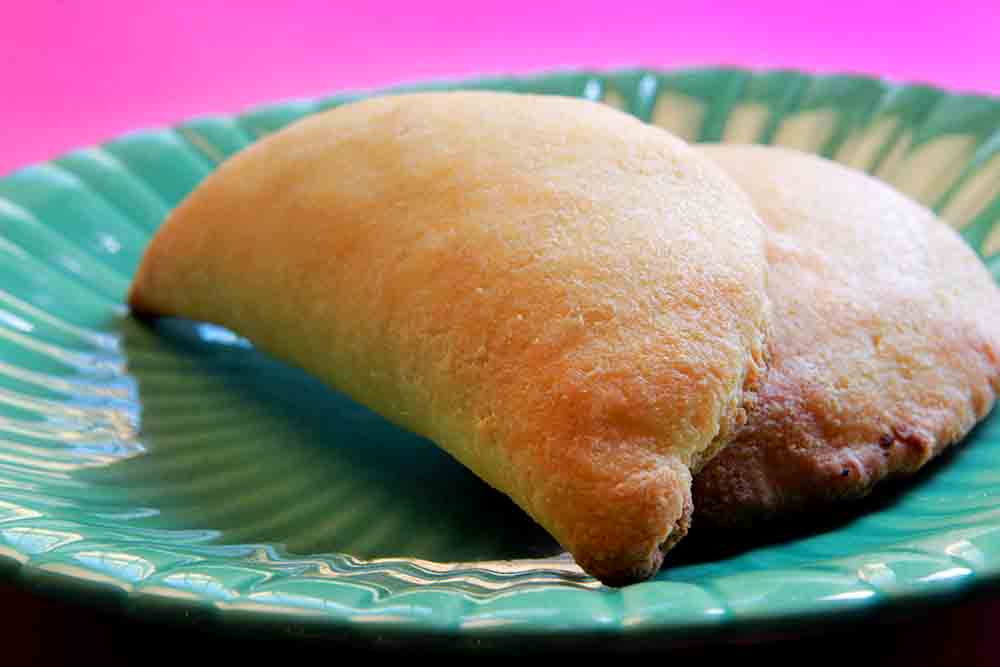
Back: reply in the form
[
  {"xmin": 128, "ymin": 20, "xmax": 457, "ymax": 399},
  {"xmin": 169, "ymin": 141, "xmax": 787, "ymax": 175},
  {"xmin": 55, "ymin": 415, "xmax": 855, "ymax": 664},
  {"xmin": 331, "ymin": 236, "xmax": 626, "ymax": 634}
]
[
  {"xmin": 128, "ymin": 92, "xmax": 771, "ymax": 585},
  {"xmin": 694, "ymin": 144, "xmax": 1000, "ymax": 528}
]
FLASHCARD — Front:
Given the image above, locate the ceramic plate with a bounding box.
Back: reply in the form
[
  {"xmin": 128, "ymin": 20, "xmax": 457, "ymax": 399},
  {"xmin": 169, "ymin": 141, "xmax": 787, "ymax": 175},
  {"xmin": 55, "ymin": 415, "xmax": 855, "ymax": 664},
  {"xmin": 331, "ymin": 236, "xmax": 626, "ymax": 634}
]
[{"xmin": 1, "ymin": 67, "xmax": 1000, "ymax": 648}]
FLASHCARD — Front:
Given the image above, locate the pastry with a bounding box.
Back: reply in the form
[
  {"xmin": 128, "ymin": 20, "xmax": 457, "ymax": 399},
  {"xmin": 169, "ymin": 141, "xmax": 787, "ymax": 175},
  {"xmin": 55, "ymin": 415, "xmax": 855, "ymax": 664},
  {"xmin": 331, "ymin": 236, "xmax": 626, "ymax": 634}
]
[
  {"xmin": 693, "ymin": 144, "xmax": 1000, "ymax": 527},
  {"xmin": 128, "ymin": 92, "xmax": 770, "ymax": 585}
]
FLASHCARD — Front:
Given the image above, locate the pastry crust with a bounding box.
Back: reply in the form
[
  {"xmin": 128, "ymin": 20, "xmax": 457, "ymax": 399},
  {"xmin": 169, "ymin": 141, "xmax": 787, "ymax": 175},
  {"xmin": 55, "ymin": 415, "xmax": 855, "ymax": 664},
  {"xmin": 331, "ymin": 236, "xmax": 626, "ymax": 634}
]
[
  {"xmin": 128, "ymin": 92, "xmax": 770, "ymax": 584},
  {"xmin": 694, "ymin": 144, "xmax": 1000, "ymax": 528}
]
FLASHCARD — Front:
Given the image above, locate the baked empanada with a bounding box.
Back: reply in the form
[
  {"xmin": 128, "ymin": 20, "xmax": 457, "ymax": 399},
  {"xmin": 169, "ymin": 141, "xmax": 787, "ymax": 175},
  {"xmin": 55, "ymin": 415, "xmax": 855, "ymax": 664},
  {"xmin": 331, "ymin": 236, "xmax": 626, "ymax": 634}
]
[
  {"xmin": 129, "ymin": 92, "xmax": 770, "ymax": 584},
  {"xmin": 694, "ymin": 144, "xmax": 1000, "ymax": 527}
]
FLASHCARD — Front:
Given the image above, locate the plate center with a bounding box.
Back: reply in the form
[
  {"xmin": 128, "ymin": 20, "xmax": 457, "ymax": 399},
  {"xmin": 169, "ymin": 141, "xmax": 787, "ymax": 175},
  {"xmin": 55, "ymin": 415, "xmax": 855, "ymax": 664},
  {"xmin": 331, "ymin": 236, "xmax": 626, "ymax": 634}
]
[{"xmin": 79, "ymin": 317, "xmax": 563, "ymax": 562}]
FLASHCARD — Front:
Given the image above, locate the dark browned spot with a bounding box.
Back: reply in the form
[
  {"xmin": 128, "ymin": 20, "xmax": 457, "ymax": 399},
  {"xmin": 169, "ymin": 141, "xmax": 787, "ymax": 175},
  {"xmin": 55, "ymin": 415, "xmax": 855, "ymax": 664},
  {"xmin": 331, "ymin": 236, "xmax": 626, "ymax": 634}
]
[
  {"xmin": 659, "ymin": 490, "xmax": 694, "ymax": 555},
  {"xmin": 892, "ymin": 424, "xmax": 931, "ymax": 455}
]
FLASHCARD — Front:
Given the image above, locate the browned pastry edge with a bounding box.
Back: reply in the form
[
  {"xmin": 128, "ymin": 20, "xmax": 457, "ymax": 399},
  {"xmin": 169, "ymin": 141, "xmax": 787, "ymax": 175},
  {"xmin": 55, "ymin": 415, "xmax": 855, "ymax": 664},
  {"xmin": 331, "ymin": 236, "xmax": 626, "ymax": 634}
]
[{"xmin": 692, "ymin": 144, "xmax": 1000, "ymax": 532}]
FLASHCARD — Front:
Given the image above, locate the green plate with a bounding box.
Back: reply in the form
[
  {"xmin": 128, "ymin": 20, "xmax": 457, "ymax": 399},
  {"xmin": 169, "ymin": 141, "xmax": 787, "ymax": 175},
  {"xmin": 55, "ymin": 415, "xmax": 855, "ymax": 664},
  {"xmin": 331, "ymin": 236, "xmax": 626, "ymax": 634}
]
[{"xmin": 2, "ymin": 67, "xmax": 1000, "ymax": 648}]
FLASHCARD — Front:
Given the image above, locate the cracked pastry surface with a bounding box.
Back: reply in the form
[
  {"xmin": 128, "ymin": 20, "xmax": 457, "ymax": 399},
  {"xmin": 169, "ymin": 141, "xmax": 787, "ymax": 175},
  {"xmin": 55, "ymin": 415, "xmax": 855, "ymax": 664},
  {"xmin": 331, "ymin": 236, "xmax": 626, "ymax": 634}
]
[
  {"xmin": 694, "ymin": 144, "xmax": 1000, "ymax": 528},
  {"xmin": 128, "ymin": 92, "xmax": 771, "ymax": 585}
]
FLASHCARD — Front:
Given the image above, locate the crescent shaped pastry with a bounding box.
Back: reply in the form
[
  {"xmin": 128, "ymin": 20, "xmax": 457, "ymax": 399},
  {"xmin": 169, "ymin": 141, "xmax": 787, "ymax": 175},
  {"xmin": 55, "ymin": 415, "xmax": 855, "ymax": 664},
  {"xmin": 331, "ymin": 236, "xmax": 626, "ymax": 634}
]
[{"xmin": 129, "ymin": 92, "xmax": 770, "ymax": 584}]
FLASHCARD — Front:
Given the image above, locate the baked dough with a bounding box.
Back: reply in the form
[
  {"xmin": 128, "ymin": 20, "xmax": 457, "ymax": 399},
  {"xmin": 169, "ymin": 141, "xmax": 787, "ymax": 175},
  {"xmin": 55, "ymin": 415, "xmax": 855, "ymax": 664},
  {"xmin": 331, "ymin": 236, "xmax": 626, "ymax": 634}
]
[
  {"xmin": 128, "ymin": 92, "xmax": 770, "ymax": 584},
  {"xmin": 694, "ymin": 144, "xmax": 1000, "ymax": 527}
]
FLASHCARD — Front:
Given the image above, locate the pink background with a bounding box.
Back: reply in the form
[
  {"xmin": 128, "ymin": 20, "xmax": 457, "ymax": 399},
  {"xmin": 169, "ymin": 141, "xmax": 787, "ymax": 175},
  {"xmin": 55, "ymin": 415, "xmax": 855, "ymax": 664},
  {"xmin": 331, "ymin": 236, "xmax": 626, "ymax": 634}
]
[{"xmin": 2, "ymin": 1, "xmax": 999, "ymax": 175}]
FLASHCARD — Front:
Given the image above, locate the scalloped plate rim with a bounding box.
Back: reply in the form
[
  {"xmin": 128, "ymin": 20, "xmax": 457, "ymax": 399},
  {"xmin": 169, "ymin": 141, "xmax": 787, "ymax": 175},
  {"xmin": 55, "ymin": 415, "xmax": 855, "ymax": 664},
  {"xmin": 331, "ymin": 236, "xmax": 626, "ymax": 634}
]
[{"xmin": 1, "ymin": 64, "xmax": 999, "ymax": 647}]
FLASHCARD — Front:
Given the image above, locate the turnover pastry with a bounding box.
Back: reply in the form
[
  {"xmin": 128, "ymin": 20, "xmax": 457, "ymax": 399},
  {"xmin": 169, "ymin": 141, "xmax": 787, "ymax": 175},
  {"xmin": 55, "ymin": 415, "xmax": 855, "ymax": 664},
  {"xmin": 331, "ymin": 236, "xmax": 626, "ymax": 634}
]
[
  {"xmin": 694, "ymin": 144, "xmax": 1000, "ymax": 528},
  {"xmin": 128, "ymin": 92, "xmax": 770, "ymax": 585}
]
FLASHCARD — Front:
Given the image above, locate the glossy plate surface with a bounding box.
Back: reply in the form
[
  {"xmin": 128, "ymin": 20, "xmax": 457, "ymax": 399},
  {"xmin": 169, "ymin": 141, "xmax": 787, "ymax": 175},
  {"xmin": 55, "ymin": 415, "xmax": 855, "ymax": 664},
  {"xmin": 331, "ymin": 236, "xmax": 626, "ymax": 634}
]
[{"xmin": 1, "ymin": 67, "xmax": 1000, "ymax": 645}]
